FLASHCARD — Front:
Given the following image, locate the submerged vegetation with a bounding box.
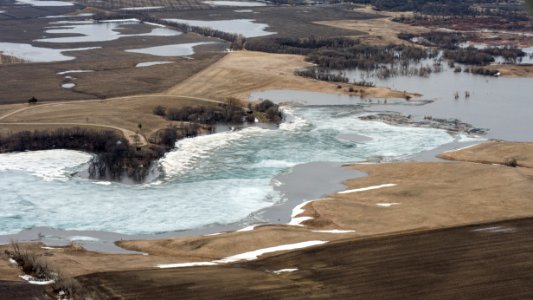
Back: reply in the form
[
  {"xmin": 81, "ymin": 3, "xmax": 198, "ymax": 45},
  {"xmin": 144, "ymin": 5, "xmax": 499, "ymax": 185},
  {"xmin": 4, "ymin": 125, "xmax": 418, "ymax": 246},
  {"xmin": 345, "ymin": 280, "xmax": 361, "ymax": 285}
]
[
  {"xmin": 399, "ymin": 31, "xmax": 526, "ymax": 66},
  {"xmin": 247, "ymin": 36, "xmax": 439, "ymax": 81}
]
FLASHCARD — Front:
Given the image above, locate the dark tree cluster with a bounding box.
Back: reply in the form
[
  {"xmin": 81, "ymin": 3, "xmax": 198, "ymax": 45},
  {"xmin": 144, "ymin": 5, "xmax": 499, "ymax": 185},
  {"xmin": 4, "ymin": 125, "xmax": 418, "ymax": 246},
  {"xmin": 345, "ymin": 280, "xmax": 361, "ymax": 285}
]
[
  {"xmin": 155, "ymin": 99, "xmax": 284, "ymax": 125},
  {"xmin": 443, "ymin": 48, "xmax": 495, "ymax": 65},
  {"xmin": 306, "ymin": 44, "xmax": 434, "ymax": 70},
  {"xmin": 483, "ymin": 46, "xmax": 526, "ymax": 61},
  {"xmin": 398, "ymin": 32, "xmax": 469, "ymax": 49},
  {"xmin": 247, "ymin": 36, "xmax": 436, "ymax": 79},
  {"xmin": 149, "ymin": 124, "xmax": 204, "ymax": 149},
  {"xmin": 251, "ymin": 100, "xmax": 283, "ymax": 123},
  {"xmin": 464, "ymin": 67, "xmax": 500, "ymax": 76},
  {"xmin": 245, "ymin": 36, "xmax": 362, "ymax": 56},
  {"xmin": 295, "ymin": 68, "xmax": 349, "ymax": 83},
  {"xmin": 165, "ymin": 103, "xmax": 246, "ymax": 124},
  {"xmin": 348, "ymin": 0, "xmax": 528, "ymax": 18},
  {"xmin": 0, "ymin": 128, "xmax": 155, "ymax": 182}
]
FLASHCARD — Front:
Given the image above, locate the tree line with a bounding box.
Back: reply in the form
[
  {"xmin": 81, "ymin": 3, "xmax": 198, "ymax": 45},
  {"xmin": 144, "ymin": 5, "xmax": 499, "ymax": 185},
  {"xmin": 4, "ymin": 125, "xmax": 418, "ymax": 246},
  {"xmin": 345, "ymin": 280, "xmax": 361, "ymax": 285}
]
[{"xmin": 153, "ymin": 99, "xmax": 283, "ymax": 125}]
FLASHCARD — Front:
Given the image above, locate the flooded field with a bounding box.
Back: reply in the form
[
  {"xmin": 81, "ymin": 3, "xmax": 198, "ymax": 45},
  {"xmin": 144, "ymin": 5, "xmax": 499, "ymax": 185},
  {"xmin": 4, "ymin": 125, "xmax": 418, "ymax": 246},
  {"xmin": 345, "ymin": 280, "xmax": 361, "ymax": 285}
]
[
  {"xmin": 126, "ymin": 42, "xmax": 218, "ymax": 57},
  {"xmin": 163, "ymin": 18, "xmax": 275, "ymax": 37}
]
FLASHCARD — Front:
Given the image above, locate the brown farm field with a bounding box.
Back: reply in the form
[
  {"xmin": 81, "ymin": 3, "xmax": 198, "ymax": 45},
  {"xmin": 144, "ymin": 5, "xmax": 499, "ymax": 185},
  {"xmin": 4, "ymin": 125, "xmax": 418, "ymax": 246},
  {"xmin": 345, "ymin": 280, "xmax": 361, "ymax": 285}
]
[{"xmin": 79, "ymin": 217, "xmax": 533, "ymax": 299}]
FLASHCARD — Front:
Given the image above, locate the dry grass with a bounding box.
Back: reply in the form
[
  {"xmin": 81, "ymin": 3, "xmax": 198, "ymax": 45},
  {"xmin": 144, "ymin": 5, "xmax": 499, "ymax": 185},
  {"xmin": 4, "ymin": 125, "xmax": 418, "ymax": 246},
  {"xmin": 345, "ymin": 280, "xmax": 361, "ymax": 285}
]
[
  {"xmin": 438, "ymin": 141, "xmax": 533, "ymax": 168},
  {"xmin": 315, "ymin": 18, "xmax": 428, "ymax": 46},
  {"xmin": 167, "ymin": 50, "xmax": 412, "ymax": 100},
  {"xmin": 314, "ymin": 5, "xmax": 427, "ymax": 46},
  {"xmin": 0, "ymin": 95, "xmax": 220, "ymax": 147},
  {"xmin": 304, "ymin": 161, "xmax": 533, "ymax": 235},
  {"xmin": 482, "ymin": 64, "xmax": 533, "ymax": 78}
]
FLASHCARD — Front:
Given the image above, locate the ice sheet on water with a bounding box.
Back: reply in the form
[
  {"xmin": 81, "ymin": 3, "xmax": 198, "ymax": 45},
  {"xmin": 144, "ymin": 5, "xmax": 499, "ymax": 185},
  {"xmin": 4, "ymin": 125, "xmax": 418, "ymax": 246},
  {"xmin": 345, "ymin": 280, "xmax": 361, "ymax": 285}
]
[{"xmin": 0, "ymin": 150, "xmax": 92, "ymax": 181}]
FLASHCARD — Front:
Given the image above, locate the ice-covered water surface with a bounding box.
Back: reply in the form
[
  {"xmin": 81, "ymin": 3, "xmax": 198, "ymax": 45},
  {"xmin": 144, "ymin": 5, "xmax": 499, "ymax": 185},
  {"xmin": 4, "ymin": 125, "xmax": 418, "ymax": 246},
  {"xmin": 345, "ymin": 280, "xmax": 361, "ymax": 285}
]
[
  {"xmin": 163, "ymin": 18, "xmax": 274, "ymax": 38},
  {"xmin": 0, "ymin": 106, "xmax": 454, "ymax": 235}
]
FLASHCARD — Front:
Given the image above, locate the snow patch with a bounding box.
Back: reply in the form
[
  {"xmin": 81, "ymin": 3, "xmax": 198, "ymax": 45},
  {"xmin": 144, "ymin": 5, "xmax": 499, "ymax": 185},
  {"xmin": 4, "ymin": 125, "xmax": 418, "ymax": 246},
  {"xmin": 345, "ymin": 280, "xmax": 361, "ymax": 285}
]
[
  {"xmin": 19, "ymin": 275, "xmax": 55, "ymax": 285},
  {"xmin": 376, "ymin": 202, "xmax": 400, "ymax": 207},
  {"xmin": 157, "ymin": 241, "xmax": 327, "ymax": 268},
  {"xmin": 273, "ymin": 268, "xmax": 298, "ymax": 274},
  {"xmin": 472, "ymin": 226, "xmax": 515, "ymax": 233},
  {"xmin": 236, "ymin": 225, "xmax": 257, "ymax": 232},
  {"xmin": 311, "ymin": 229, "xmax": 355, "ymax": 234},
  {"xmin": 41, "ymin": 246, "xmax": 60, "ymax": 250},
  {"xmin": 214, "ymin": 241, "xmax": 328, "ymax": 263},
  {"xmin": 157, "ymin": 262, "xmax": 217, "ymax": 268},
  {"xmin": 120, "ymin": 6, "xmax": 164, "ymax": 10},
  {"xmin": 338, "ymin": 184, "xmax": 397, "ymax": 194},
  {"xmin": 288, "ymin": 216, "xmax": 313, "ymax": 226},
  {"xmin": 204, "ymin": 232, "xmax": 222, "ymax": 236},
  {"xmin": 57, "ymin": 70, "xmax": 94, "ymax": 75}
]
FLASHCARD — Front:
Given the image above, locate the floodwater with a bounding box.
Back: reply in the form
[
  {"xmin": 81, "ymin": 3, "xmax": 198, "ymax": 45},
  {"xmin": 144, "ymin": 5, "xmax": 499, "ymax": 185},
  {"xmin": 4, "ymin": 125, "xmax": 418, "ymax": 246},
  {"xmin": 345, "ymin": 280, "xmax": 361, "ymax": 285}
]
[
  {"xmin": 163, "ymin": 18, "xmax": 275, "ymax": 38},
  {"xmin": 344, "ymin": 63, "xmax": 533, "ymax": 141},
  {"xmin": 126, "ymin": 42, "xmax": 217, "ymax": 57},
  {"xmin": 0, "ymin": 42, "xmax": 100, "ymax": 62},
  {"xmin": 15, "ymin": 0, "xmax": 73, "ymax": 6},
  {"xmin": 135, "ymin": 61, "xmax": 174, "ymax": 67},
  {"xmin": 37, "ymin": 20, "xmax": 181, "ymax": 43}
]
